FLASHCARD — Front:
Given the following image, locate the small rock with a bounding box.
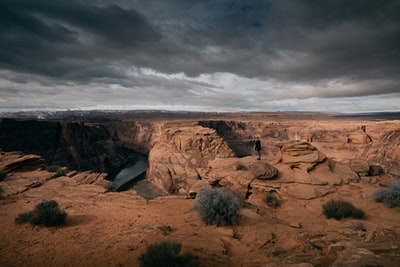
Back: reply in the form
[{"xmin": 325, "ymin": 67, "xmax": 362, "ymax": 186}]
[{"xmin": 289, "ymin": 222, "xmax": 302, "ymax": 229}]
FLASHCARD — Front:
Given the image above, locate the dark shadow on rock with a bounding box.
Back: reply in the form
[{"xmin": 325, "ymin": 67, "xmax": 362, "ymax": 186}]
[{"xmin": 66, "ymin": 214, "xmax": 97, "ymax": 226}]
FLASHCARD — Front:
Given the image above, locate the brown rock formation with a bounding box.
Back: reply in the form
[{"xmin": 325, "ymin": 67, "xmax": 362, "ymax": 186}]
[
  {"xmin": 361, "ymin": 128, "xmax": 400, "ymax": 177},
  {"xmin": 106, "ymin": 120, "xmax": 164, "ymax": 154},
  {"xmin": 249, "ymin": 161, "xmax": 278, "ymax": 180},
  {"xmin": 146, "ymin": 125, "xmax": 235, "ymax": 194},
  {"xmin": 350, "ymin": 158, "xmax": 370, "ymax": 176},
  {"xmin": 277, "ymin": 141, "xmax": 326, "ymax": 166},
  {"xmin": 2, "ymin": 152, "xmax": 44, "ymax": 172}
]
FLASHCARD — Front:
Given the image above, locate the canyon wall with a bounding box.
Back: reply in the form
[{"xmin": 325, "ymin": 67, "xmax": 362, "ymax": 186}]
[
  {"xmin": 0, "ymin": 119, "xmax": 119, "ymax": 173},
  {"xmin": 1, "ymin": 116, "xmax": 399, "ymax": 187},
  {"xmin": 0, "ymin": 119, "xmax": 160, "ymax": 174}
]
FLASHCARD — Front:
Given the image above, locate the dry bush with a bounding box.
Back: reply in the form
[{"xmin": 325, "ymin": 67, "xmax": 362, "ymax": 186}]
[
  {"xmin": 0, "ymin": 170, "xmax": 7, "ymax": 181},
  {"xmin": 322, "ymin": 199, "xmax": 365, "ymax": 220},
  {"xmin": 46, "ymin": 165, "xmax": 61, "ymax": 172},
  {"xmin": 193, "ymin": 186, "xmax": 242, "ymax": 226},
  {"xmin": 138, "ymin": 241, "xmax": 198, "ymax": 267},
  {"xmin": 264, "ymin": 192, "xmax": 280, "ymax": 208},
  {"xmin": 373, "ymin": 182, "xmax": 400, "ymax": 208},
  {"xmin": 235, "ymin": 161, "xmax": 248, "ymax": 171},
  {"xmin": 15, "ymin": 200, "xmax": 67, "ymax": 227},
  {"xmin": 104, "ymin": 182, "xmax": 116, "ymax": 192}
]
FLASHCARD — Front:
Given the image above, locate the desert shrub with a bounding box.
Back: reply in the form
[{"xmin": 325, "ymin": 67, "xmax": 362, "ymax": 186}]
[
  {"xmin": 54, "ymin": 168, "xmax": 67, "ymax": 178},
  {"xmin": 235, "ymin": 161, "xmax": 248, "ymax": 171},
  {"xmin": 373, "ymin": 182, "xmax": 400, "ymax": 208},
  {"xmin": 192, "ymin": 186, "xmax": 242, "ymax": 226},
  {"xmin": 0, "ymin": 170, "xmax": 7, "ymax": 181},
  {"xmin": 138, "ymin": 241, "xmax": 198, "ymax": 267},
  {"xmin": 104, "ymin": 182, "xmax": 116, "ymax": 192},
  {"xmin": 264, "ymin": 192, "xmax": 280, "ymax": 208},
  {"xmin": 322, "ymin": 199, "xmax": 365, "ymax": 220},
  {"xmin": 46, "ymin": 165, "xmax": 61, "ymax": 172},
  {"xmin": 15, "ymin": 200, "xmax": 67, "ymax": 227}
]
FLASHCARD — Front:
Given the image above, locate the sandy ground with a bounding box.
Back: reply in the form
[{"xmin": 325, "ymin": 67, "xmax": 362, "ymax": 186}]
[{"xmin": 1, "ymin": 163, "xmax": 400, "ymax": 267}]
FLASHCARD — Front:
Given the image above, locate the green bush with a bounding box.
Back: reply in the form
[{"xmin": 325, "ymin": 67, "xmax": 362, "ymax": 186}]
[
  {"xmin": 15, "ymin": 200, "xmax": 67, "ymax": 227},
  {"xmin": 46, "ymin": 165, "xmax": 61, "ymax": 172},
  {"xmin": 0, "ymin": 171, "xmax": 7, "ymax": 181},
  {"xmin": 264, "ymin": 192, "xmax": 280, "ymax": 208},
  {"xmin": 193, "ymin": 186, "xmax": 242, "ymax": 226},
  {"xmin": 373, "ymin": 182, "xmax": 400, "ymax": 208},
  {"xmin": 322, "ymin": 199, "xmax": 365, "ymax": 220},
  {"xmin": 54, "ymin": 168, "xmax": 66, "ymax": 178},
  {"xmin": 235, "ymin": 161, "xmax": 248, "ymax": 171},
  {"xmin": 138, "ymin": 241, "xmax": 197, "ymax": 267}
]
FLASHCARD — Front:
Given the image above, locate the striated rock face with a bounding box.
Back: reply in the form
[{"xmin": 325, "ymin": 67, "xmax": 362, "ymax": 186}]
[
  {"xmin": 277, "ymin": 141, "xmax": 326, "ymax": 166},
  {"xmin": 146, "ymin": 126, "xmax": 235, "ymax": 194},
  {"xmin": 106, "ymin": 120, "xmax": 164, "ymax": 154},
  {"xmin": 2, "ymin": 153, "xmax": 44, "ymax": 172},
  {"xmin": 361, "ymin": 129, "xmax": 400, "ymax": 177}
]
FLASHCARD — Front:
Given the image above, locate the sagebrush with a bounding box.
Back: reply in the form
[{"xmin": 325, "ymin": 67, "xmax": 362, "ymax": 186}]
[
  {"xmin": 373, "ymin": 182, "xmax": 400, "ymax": 208},
  {"xmin": 0, "ymin": 170, "xmax": 7, "ymax": 181},
  {"xmin": 46, "ymin": 165, "xmax": 61, "ymax": 172},
  {"xmin": 15, "ymin": 200, "xmax": 67, "ymax": 227},
  {"xmin": 54, "ymin": 169, "xmax": 67, "ymax": 177},
  {"xmin": 264, "ymin": 192, "xmax": 280, "ymax": 208},
  {"xmin": 235, "ymin": 161, "xmax": 248, "ymax": 171},
  {"xmin": 193, "ymin": 186, "xmax": 242, "ymax": 225},
  {"xmin": 138, "ymin": 241, "xmax": 197, "ymax": 267},
  {"xmin": 322, "ymin": 199, "xmax": 365, "ymax": 220}
]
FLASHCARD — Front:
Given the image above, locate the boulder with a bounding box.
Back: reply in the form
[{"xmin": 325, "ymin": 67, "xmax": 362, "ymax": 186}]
[
  {"xmin": 350, "ymin": 159, "xmax": 370, "ymax": 176},
  {"xmin": 249, "ymin": 161, "xmax": 278, "ymax": 180},
  {"xmin": 277, "ymin": 141, "xmax": 326, "ymax": 165}
]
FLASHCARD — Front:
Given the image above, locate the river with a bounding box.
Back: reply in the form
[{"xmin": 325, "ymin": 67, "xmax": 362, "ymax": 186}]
[{"xmin": 113, "ymin": 154, "xmax": 148, "ymax": 191}]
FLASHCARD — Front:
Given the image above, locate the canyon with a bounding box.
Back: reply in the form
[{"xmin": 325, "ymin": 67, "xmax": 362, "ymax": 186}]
[{"xmin": 0, "ymin": 112, "xmax": 399, "ymax": 266}]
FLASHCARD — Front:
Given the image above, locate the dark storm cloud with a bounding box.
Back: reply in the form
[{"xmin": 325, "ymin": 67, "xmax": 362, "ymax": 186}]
[
  {"xmin": 0, "ymin": 0, "xmax": 399, "ymax": 111},
  {"xmin": 0, "ymin": 0, "xmax": 160, "ymax": 79}
]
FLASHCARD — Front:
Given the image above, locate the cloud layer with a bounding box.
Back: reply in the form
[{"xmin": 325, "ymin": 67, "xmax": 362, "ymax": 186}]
[{"xmin": 1, "ymin": 0, "xmax": 399, "ymax": 112}]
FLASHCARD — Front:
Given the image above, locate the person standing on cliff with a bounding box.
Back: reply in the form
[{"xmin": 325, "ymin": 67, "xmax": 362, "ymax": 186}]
[{"xmin": 254, "ymin": 137, "xmax": 261, "ymax": 160}]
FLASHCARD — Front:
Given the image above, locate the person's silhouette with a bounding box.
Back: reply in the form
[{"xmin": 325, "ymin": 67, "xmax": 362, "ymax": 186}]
[{"xmin": 254, "ymin": 137, "xmax": 261, "ymax": 160}]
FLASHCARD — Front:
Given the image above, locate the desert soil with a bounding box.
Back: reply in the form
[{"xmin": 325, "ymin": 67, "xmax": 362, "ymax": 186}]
[{"xmin": 1, "ymin": 157, "xmax": 400, "ymax": 267}]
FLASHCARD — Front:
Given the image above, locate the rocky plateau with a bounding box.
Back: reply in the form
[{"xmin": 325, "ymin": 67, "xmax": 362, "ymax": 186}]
[{"xmin": 0, "ymin": 112, "xmax": 399, "ymax": 266}]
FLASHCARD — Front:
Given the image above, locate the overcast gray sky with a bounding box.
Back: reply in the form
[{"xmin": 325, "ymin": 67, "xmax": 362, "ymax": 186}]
[{"xmin": 1, "ymin": 0, "xmax": 399, "ymax": 113}]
